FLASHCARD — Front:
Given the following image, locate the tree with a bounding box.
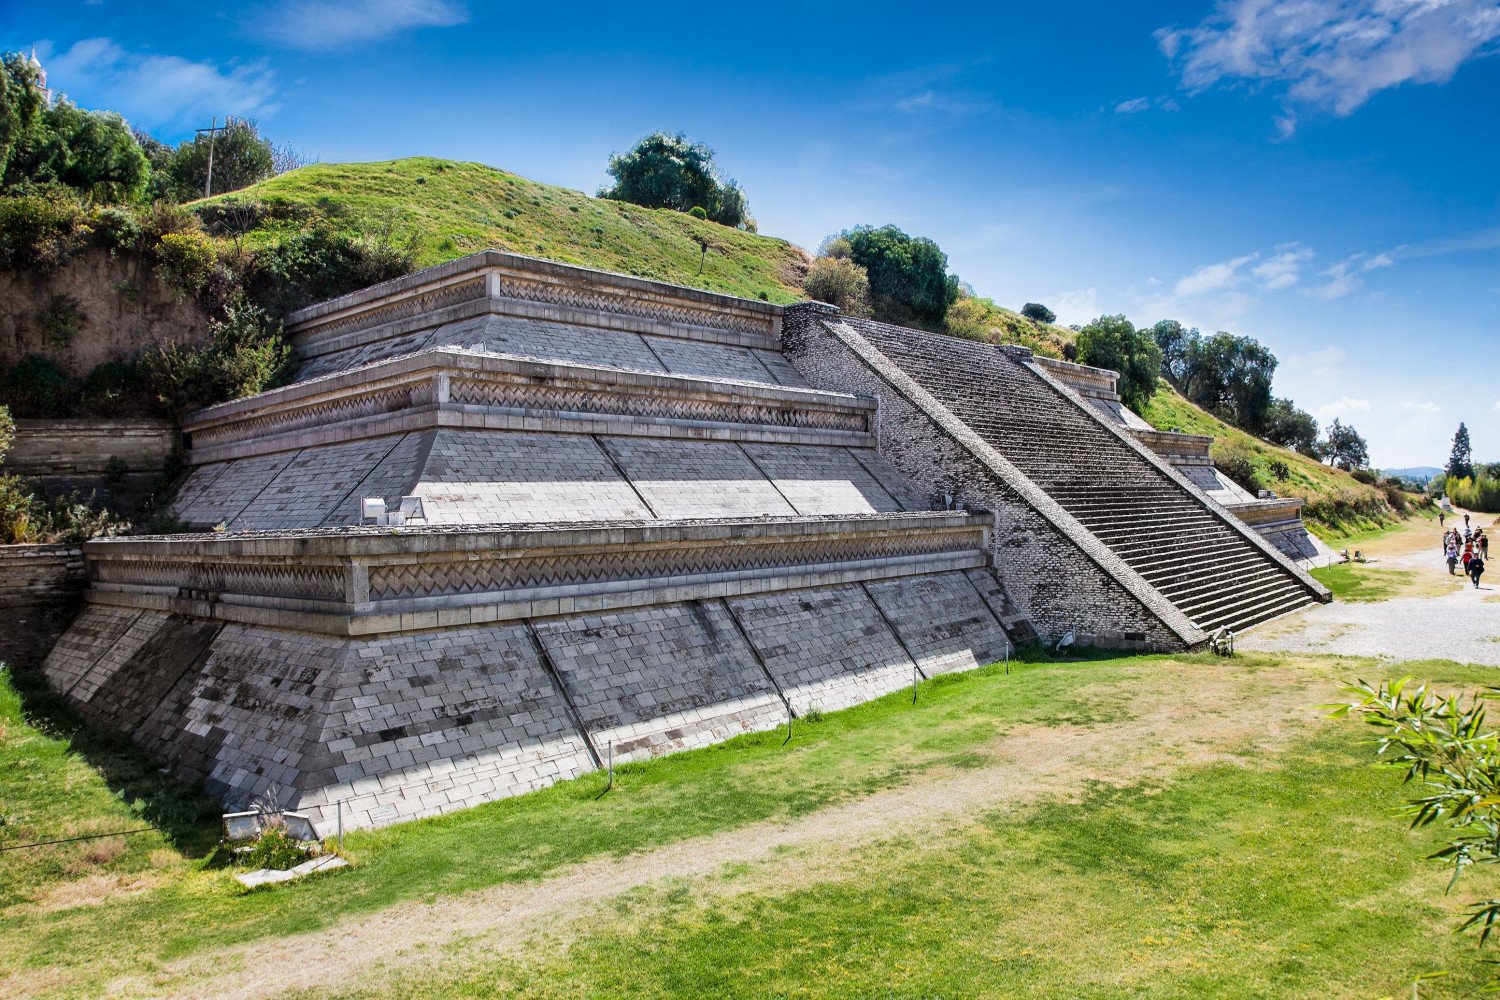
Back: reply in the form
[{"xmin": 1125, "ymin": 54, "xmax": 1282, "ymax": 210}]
[
  {"xmin": 802, "ymin": 256, "xmax": 871, "ymax": 317},
  {"xmin": 1448, "ymin": 422, "xmax": 1474, "ymax": 480},
  {"xmin": 1263, "ymin": 397, "xmax": 1320, "ymax": 457},
  {"xmin": 26, "ymin": 102, "xmax": 149, "ymax": 202},
  {"xmin": 839, "ymin": 224, "xmax": 959, "ymax": 329},
  {"xmin": 599, "ymin": 131, "xmax": 751, "ymax": 228},
  {"xmin": 1020, "ymin": 302, "xmax": 1055, "ymax": 323},
  {"xmin": 1074, "ymin": 314, "xmax": 1163, "ymax": 412},
  {"xmin": 166, "ymin": 117, "xmax": 274, "ymax": 200},
  {"xmin": 1150, "ymin": 319, "xmax": 1198, "ymax": 387},
  {"xmin": 1320, "ymin": 418, "xmax": 1369, "ymax": 471},
  {"xmin": 0, "ymin": 53, "xmax": 47, "ymax": 184},
  {"xmin": 1179, "ymin": 331, "xmax": 1277, "ymax": 432}
]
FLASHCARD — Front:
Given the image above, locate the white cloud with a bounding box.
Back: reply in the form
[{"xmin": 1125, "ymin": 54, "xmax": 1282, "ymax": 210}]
[
  {"xmin": 46, "ymin": 38, "xmax": 277, "ymax": 130},
  {"xmin": 1493, "ymin": 400, "xmax": 1500, "ymax": 412},
  {"xmin": 1311, "ymin": 251, "xmax": 1396, "ymax": 298},
  {"xmin": 1158, "ymin": 0, "xmax": 1500, "ymax": 131},
  {"xmin": 1174, "ymin": 253, "xmax": 1256, "ymax": 297},
  {"xmin": 1314, "ymin": 395, "xmax": 1373, "ymax": 422},
  {"xmin": 1401, "ymin": 401, "xmax": 1441, "ymax": 413},
  {"xmin": 1251, "ymin": 244, "xmax": 1314, "ymax": 289},
  {"xmin": 1050, "ymin": 288, "xmax": 1099, "ymax": 327},
  {"xmin": 262, "ymin": 0, "xmax": 468, "ymax": 49},
  {"xmin": 1115, "ymin": 97, "xmax": 1151, "ymax": 114}
]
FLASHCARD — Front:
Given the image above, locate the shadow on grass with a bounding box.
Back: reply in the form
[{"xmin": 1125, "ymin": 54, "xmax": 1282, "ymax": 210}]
[{"xmin": 4, "ymin": 654, "xmax": 223, "ymax": 858}]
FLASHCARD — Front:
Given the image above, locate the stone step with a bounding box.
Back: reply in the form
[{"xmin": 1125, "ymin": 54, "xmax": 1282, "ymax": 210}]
[{"xmin": 1202, "ymin": 590, "xmax": 1317, "ymax": 635}]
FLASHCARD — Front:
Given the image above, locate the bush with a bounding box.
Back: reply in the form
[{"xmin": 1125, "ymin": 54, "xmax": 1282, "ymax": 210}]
[
  {"xmin": 244, "ymin": 223, "xmax": 415, "ymax": 318},
  {"xmin": 152, "ymin": 230, "xmax": 217, "ymax": 294},
  {"xmin": 0, "ymin": 192, "xmax": 86, "ymax": 272},
  {"xmin": 802, "ymin": 257, "xmax": 871, "ymax": 317},
  {"xmin": 0, "ymin": 474, "xmax": 39, "ymax": 543},
  {"xmin": 142, "ymin": 303, "xmax": 289, "ymax": 414},
  {"xmin": 687, "ymin": 206, "xmax": 708, "ymax": 220},
  {"xmin": 0, "ymin": 404, "xmax": 12, "ymax": 461},
  {"xmin": 1074, "ymin": 315, "xmax": 1163, "ymax": 412},
  {"xmin": 1212, "ymin": 442, "xmax": 1262, "ymax": 494},
  {"xmin": 1269, "ymin": 459, "xmax": 1290, "ymax": 482},
  {"xmin": 36, "ymin": 293, "xmax": 85, "ymax": 347},
  {"xmin": 1021, "ymin": 302, "xmax": 1056, "ymax": 323},
  {"xmin": 240, "ymin": 823, "xmax": 307, "ymax": 871},
  {"xmin": 78, "ymin": 360, "xmax": 150, "ymax": 417},
  {"xmin": 93, "ymin": 205, "xmax": 143, "ymax": 254},
  {"xmin": 1381, "ymin": 482, "xmax": 1410, "ymax": 514},
  {"xmin": 0, "ymin": 354, "xmax": 72, "ymax": 417},
  {"xmin": 1349, "ymin": 468, "xmax": 1376, "ymax": 485},
  {"xmin": 837, "ymin": 224, "xmax": 959, "ymax": 329},
  {"xmin": 1446, "ymin": 475, "xmax": 1500, "ymax": 514}
]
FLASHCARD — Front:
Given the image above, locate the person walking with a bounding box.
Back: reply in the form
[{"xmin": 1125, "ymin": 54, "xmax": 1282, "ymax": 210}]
[
  {"xmin": 1470, "ymin": 550, "xmax": 1486, "ymax": 589},
  {"xmin": 1440, "ymin": 510, "xmax": 1446, "ymax": 528},
  {"xmin": 1447, "ymin": 540, "xmax": 1460, "ymax": 575}
]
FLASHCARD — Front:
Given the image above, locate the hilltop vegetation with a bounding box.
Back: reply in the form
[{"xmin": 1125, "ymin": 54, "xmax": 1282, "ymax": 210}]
[
  {"xmin": 1142, "ymin": 385, "xmax": 1404, "ymax": 535},
  {"xmin": 205, "ymin": 158, "xmax": 809, "ymax": 303}
]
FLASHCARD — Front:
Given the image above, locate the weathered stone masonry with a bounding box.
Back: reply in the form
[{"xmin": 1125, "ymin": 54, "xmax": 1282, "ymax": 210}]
[{"xmin": 41, "ymin": 250, "xmax": 1323, "ymax": 833}]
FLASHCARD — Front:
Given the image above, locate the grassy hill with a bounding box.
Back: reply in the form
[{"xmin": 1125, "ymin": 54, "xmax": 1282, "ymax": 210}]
[
  {"xmin": 1141, "ymin": 384, "xmax": 1401, "ymax": 535},
  {"xmin": 202, "ymin": 158, "xmax": 810, "ymax": 303}
]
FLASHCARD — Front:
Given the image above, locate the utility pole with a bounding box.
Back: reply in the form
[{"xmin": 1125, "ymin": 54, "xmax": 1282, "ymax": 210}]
[{"xmin": 195, "ymin": 116, "xmax": 228, "ymax": 199}]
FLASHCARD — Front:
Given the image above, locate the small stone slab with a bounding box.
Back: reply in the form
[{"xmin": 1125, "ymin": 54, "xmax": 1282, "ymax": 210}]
[{"xmin": 234, "ymin": 855, "xmax": 349, "ymax": 889}]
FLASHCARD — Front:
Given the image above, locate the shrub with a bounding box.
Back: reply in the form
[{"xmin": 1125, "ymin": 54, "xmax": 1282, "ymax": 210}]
[
  {"xmin": 839, "ymin": 224, "xmax": 959, "ymax": 329},
  {"xmin": 240, "ymin": 823, "xmax": 307, "ymax": 871},
  {"xmin": 142, "ymin": 303, "xmax": 289, "ymax": 414},
  {"xmin": 600, "ymin": 132, "xmax": 751, "ymax": 228},
  {"xmin": 36, "ymin": 293, "xmax": 85, "ymax": 348},
  {"xmin": 1212, "ymin": 442, "xmax": 1262, "ymax": 494},
  {"xmin": 0, "ymin": 354, "xmax": 72, "ymax": 417},
  {"xmin": 1021, "ymin": 302, "xmax": 1056, "ymax": 323},
  {"xmin": 0, "ymin": 192, "xmax": 86, "ymax": 272},
  {"xmin": 244, "ymin": 223, "xmax": 415, "ymax": 318},
  {"xmin": 0, "ymin": 474, "xmax": 40, "ymax": 543},
  {"xmin": 944, "ymin": 296, "xmax": 997, "ymax": 342},
  {"xmin": 1349, "ymin": 468, "xmax": 1376, "ymax": 485},
  {"xmin": 1268, "ymin": 459, "xmax": 1290, "ymax": 481},
  {"xmin": 1074, "ymin": 315, "xmax": 1163, "ymax": 412},
  {"xmin": 687, "ymin": 206, "xmax": 708, "ymax": 220},
  {"xmin": 1381, "ymin": 482, "xmax": 1410, "ymax": 514},
  {"xmin": 802, "ymin": 257, "xmax": 871, "ymax": 317},
  {"xmin": 152, "ymin": 230, "xmax": 217, "ymax": 294},
  {"xmin": 0, "ymin": 404, "xmax": 12, "ymax": 461},
  {"xmin": 78, "ymin": 360, "xmax": 150, "ymax": 417}
]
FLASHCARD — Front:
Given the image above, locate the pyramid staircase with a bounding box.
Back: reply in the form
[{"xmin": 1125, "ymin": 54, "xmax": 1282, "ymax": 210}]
[{"xmin": 830, "ymin": 319, "xmax": 1327, "ymax": 635}]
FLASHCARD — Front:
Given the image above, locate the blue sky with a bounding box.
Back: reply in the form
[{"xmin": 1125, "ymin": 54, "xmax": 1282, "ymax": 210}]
[{"xmin": 9, "ymin": 0, "xmax": 1500, "ymax": 467}]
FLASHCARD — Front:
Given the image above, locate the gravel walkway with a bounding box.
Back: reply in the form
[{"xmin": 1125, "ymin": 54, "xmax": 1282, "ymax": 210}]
[{"xmin": 1242, "ymin": 558, "xmax": 1500, "ymax": 665}]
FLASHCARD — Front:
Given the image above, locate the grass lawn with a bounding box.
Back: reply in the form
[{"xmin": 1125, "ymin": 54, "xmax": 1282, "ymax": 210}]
[
  {"xmin": 203, "ymin": 158, "xmax": 811, "ymax": 304},
  {"xmin": 6, "ymin": 652, "xmax": 1499, "ymax": 998},
  {"xmin": 1311, "ymin": 562, "xmax": 1431, "ymax": 602}
]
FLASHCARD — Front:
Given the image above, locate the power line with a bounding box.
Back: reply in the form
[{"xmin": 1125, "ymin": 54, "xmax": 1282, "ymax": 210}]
[{"xmin": 0, "ymin": 827, "xmax": 158, "ymax": 853}]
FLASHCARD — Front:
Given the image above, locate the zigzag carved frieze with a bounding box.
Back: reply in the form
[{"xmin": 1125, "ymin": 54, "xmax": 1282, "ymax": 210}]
[
  {"xmin": 92, "ymin": 559, "xmax": 346, "ymax": 602},
  {"xmin": 190, "ymin": 368, "xmax": 870, "ymax": 452},
  {"xmin": 304, "ymin": 279, "xmax": 489, "ymax": 343},
  {"xmin": 366, "ymin": 531, "xmax": 971, "ymax": 601},
  {"xmin": 192, "ymin": 380, "xmax": 439, "ymax": 448},
  {"xmin": 488, "ymin": 274, "xmax": 771, "ymax": 338},
  {"xmin": 446, "ymin": 377, "xmax": 868, "ymax": 433}
]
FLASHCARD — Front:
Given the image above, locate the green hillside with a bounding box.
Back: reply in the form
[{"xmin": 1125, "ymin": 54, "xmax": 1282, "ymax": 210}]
[
  {"xmin": 1141, "ymin": 384, "xmax": 1400, "ymax": 535},
  {"xmin": 202, "ymin": 158, "xmax": 810, "ymax": 303}
]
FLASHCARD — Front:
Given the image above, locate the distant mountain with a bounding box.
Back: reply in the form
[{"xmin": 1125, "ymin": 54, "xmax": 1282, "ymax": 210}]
[{"xmin": 1384, "ymin": 466, "xmax": 1442, "ymax": 482}]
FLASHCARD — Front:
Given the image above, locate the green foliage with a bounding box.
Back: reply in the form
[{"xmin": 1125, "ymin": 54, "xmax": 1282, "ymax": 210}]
[
  {"xmin": 1268, "ymin": 459, "xmax": 1290, "ymax": 481},
  {"xmin": 1325, "ymin": 675, "xmax": 1500, "ymax": 985},
  {"xmin": 166, "ymin": 117, "xmax": 275, "ymax": 200},
  {"xmin": 0, "ymin": 190, "xmax": 86, "ymax": 271},
  {"xmin": 35, "ymin": 292, "xmax": 84, "ymax": 347},
  {"xmin": 600, "ymin": 132, "xmax": 751, "ymax": 228},
  {"xmin": 839, "ymin": 224, "xmax": 959, "ymax": 329},
  {"xmin": 933, "ymin": 293, "xmax": 1071, "ymax": 357},
  {"xmin": 151, "ymin": 230, "xmax": 217, "ymax": 294},
  {"xmin": 1262, "ymin": 396, "xmax": 1319, "ymax": 456},
  {"xmin": 78, "ymin": 360, "xmax": 148, "ymax": 417},
  {"xmin": 802, "ymin": 256, "xmax": 871, "ymax": 317},
  {"xmin": 0, "ymin": 53, "xmax": 47, "ymax": 182},
  {"xmin": 0, "ymin": 353, "xmax": 71, "ymax": 417},
  {"xmin": 1074, "ymin": 314, "xmax": 1163, "ymax": 411},
  {"xmin": 142, "ymin": 303, "xmax": 289, "ymax": 414},
  {"xmin": 1321, "ymin": 418, "xmax": 1370, "ymax": 471},
  {"xmin": 0, "ymin": 473, "xmax": 37, "ymax": 543},
  {"xmin": 0, "ymin": 402, "xmax": 12, "ymax": 461},
  {"xmin": 1020, "ymin": 302, "xmax": 1055, "ymax": 323},
  {"xmin": 1211, "ymin": 441, "xmax": 1262, "ymax": 493},
  {"xmin": 240, "ymin": 824, "xmax": 308, "ymax": 871},
  {"xmin": 1445, "ymin": 474, "xmax": 1500, "ymax": 513},
  {"xmin": 11, "ymin": 101, "xmax": 149, "ymax": 203},
  {"xmin": 1309, "ymin": 563, "xmax": 1418, "ymax": 602},
  {"xmin": 243, "ymin": 222, "xmax": 416, "ymax": 318},
  {"xmin": 1448, "ymin": 422, "xmax": 1474, "ymax": 481},
  {"xmin": 687, "ymin": 205, "xmax": 707, "ymax": 220}
]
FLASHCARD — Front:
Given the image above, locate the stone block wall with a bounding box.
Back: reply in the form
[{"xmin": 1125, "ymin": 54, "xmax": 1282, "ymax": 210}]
[
  {"xmin": 0, "ymin": 544, "xmax": 85, "ymax": 670},
  {"xmin": 8, "ymin": 419, "xmax": 175, "ymax": 477},
  {"xmin": 45, "ymin": 567, "xmax": 1024, "ymax": 831},
  {"xmin": 781, "ymin": 304, "xmax": 1193, "ymax": 651}
]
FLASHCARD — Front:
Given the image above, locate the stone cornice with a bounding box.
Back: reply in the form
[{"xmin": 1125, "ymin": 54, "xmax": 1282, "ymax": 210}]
[
  {"xmin": 286, "ymin": 251, "xmax": 786, "ymax": 359},
  {"xmin": 82, "ymin": 513, "xmax": 990, "ymax": 635},
  {"xmin": 181, "ymin": 349, "xmax": 876, "ymax": 464}
]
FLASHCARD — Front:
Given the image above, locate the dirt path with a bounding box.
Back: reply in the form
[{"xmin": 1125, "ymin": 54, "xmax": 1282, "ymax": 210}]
[{"xmin": 121, "ymin": 658, "xmax": 1338, "ymax": 1000}]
